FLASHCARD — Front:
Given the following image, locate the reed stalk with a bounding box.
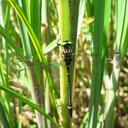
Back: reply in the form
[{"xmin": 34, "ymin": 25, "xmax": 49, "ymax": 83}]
[
  {"xmin": 58, "ymin": 0, "xmax": 71, "ymax": 127},
  {"xmin": 42, "ymin": 0, "xmax": 52, "ymax": 127}
]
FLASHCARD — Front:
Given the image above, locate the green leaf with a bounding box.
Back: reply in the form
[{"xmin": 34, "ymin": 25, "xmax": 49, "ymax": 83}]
[
  {"xmin": 16, "ymin": 0, "xmax": 32, "ymax": 58},
  {"xmin": 8, "ymin": 0, "xmax": 57, "ymax": 104},
  {"xmin": 0, "ymin": 100, "xmax": 10, "ymax": 128},
  {"xmin": 0, "ymin": 25, "xmax": 27, "ymax": 62},
  {"xmin": 89, "ymin": 0, "xmax": 111, "ymax": 128},
  {"xmin": 119, "ymin": 0, "xmax": 128, "ymax": 61},
  {"xmin": 0, "ymin": 85, "xmax": 59, "ymax": 128},
  {"xmin": 30, "ymin": 0, "xmax": 41, "ymax": 41},
  {"xmin": 43, "ymin": 38, "xmax": 59, "ymax": 55},
  {"xmin": 115, "ymin": 0, "xmax": 127, "ymax": 51},
  {"xmin": 8, "ymin": 0, "xmax": 43, "ymax": 62},
  {"xmin": 77, "ymin": 0, "xmax": 86, "ymax": 35},
  {"xmin": 58, "ymin": 40, "xmax": 72, "ymax": 46}
]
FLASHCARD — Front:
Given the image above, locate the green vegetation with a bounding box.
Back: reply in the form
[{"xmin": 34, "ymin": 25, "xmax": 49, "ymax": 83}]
[{"xmin": 0, "ymin": 0, "xmax": 128, "ymax": 128}]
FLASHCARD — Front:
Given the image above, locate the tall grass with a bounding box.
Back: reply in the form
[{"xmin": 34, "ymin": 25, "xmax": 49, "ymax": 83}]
[{"xmin": 0, "ymin": 0, "xmax": 128, "ymax": 128}]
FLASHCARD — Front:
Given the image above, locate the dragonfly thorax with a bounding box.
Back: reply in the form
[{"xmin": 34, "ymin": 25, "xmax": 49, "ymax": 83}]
[{"xmin": 63, "ymin": 44, "xmax": 72, "ymax": 66}]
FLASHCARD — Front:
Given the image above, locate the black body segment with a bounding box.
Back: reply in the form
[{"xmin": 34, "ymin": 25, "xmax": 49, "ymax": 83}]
[{"xmin": 62, "ymin": 42, "xmax": 72, "ymax": 117}]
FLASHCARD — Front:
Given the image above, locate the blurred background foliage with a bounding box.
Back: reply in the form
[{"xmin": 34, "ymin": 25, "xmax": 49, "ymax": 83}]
[{"xmin": 0, "ymin": 0, "xmax": 128, "ymax": 128}]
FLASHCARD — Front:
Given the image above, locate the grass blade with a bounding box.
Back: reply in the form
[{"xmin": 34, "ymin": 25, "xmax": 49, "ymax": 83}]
[
  {"xmin": 0, "ymin": 85, "xmax": 59, "ymax": 128},
  {"xmin": 8, "ymin": 0, "xmax": 57, "ymax": 104},
  {"xmin": 0, "ymin": 25, "xmax": 27, "ymax": 62},
  {"xmin": 89, "ymin": 0, "xmax": 110, "ymax": 127}
]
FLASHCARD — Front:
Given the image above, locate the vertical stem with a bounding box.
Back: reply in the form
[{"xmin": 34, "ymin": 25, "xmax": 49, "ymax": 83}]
[
  {"xmin": 103, "ymin": 52, "xmax": 120, "ymax": 128},
  {"xmin": 58, "ymin": 0, "xmax": 71, "ymax": 40},
  {"xmin": 42, "ymin": 0, "xmax": 51, "ymax": 127},
  {"xmin": 58, "ymin": 0, "xmax": 71, "ymax": 127},
  {"xmin": 60, "ymin": 59, "xmax": 68, "ymax": 128},
  {"xmin": 0, "ymin": 2, "xmax": 14, "ymax": 127},
  {"xmin": 26, "ymin": 62, "xmax": 43, "ymax": 128}
]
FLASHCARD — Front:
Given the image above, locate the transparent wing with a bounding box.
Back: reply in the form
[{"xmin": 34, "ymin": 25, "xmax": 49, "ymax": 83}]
[{"xmin": 14, "ymin": 52, "xmax": 112, "ymax": 72}]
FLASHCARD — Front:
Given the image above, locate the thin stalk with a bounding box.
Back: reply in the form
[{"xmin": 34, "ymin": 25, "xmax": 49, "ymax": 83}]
[
  {"xmin": 59, "ymin": 59, "xmax": 69, "ymax": 128},
  {"xmin": 89, "ymin": 0, "xmax": 107, "ymax": 127},
  {"xmin": 8, "ymin": 0, "xmax": 57, "ymax": 106},
  {"xmin": 26, "ymin": 62, "xmax": 44, "ymax": 128},
  {"xmin": 16, "ymin": 1, "xmax": 44, "ymax": 127},
  {"xmin": 45, "ymin": 77, "xmax": 51, "ymax": 128},
  {"xmin": 30, "ymin": 1, "xmax": 45, "ymax": 127},
  {"xmin": 0, "ymin": 56, "xmax": 14, "ymax": 128},
  {"xmin": 58, "ymin": 0, "xmax": 71, "ymax": 40},
  {"xmin": 103, "ymin": 1, "xmax": 128, "ymax": 127},
  {"xmin": 42, "ymin": 0, "xmax": 52, "ymax": 127},
  {"xmin": 16, "ymin": 0, "xmax": 32, "ymax": 58},
  {"xmin": 0, "ymin": 2, "xmax": 14, "ymax": 127},
  {"xmin": 58, "ymin": 0, "xmax": 71, "ymax": 127},
  {"xmin": 103, "ymin": 52, "xmax": 120, "ymax": 128}
]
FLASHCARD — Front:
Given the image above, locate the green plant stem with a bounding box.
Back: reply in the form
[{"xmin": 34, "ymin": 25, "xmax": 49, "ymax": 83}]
[
  {"xmin": 58, "ymin": 0, "xmax": 71, "ymax": 40},
  {"xmin": 42, "ymin": 0, "xmax": 52, "ymax": 127},
  {"xmin": 103, "ymin": 1, "xmax": 128, "ymax": 127},
  {"xmin": 16, "ymin": 1, "xmax": 45, "ymax": 127},
  {"xmin": 89, "ymin": 0, "xmax": 107, "ymax": 127},
  {"xmin": 59, "ymin": 59, "xmax": 68, "ymax": 128},
  {"xmin": 58, "ymin": 0, "xmax": 72, "ymax": 127},
  {"xmin": 26, "ymin": 62, "xmax": 44, "ymax": 128},
  {"xmin": 102, "ymin": 89, "xmax": 115, "ymax": 128},
  {"xmin": 8, "ymin": 0, "xmax": 57, "ymax": 108},
  {"xmin": 0, "ymin": 2, "xmax": 15, "ymax": 127},
  {"xmin": 0, "ymin": 56, "xmax": 14, "ymax": 128},
  {"xmin": 103, "ymin": 52, "xmax": 120, "ymax": 128}
]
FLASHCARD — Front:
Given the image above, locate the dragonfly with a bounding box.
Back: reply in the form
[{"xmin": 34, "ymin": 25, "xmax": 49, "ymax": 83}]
[
  {"xmin": 60, "ymin": 40, "xmax": 73, "ymax": 118},
  {"xmin": 50, "ymin": 40, "xmax": 112, "ymax": 118},
  {"xmin": 13, "ymin": 39, "xmax": 113, "ymax": 118},
  {"xmin": 55, "ymin": 40, "xmax": 112, "ymax": 118},
  {"xmin": 15, "ymin": 36, "xmax": 111, "ymax": 71}
]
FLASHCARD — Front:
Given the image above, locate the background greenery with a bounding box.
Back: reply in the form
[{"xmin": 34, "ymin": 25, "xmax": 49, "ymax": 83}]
[{"xmin": 0, "ymin": 0, "xmax": 128, "ymax": 128}]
